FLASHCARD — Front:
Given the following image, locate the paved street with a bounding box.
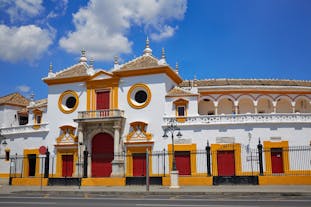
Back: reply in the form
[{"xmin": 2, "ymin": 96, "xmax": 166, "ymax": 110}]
[{"xmin": 0, "ymin": 194, "xmax": 311, "ymax": 207}]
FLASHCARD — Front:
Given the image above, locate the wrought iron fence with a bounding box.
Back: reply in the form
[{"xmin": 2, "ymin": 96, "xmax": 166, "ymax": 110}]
[{"xmin": 6, "ymin": 145, "xmax": 311, "ymax": 179}]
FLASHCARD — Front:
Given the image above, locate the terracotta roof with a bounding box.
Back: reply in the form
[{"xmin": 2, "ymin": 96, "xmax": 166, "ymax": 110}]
[
  {"xmin": 0, "ymin": 93, "xmax": 29, "ymax": 107},
  {"xmin": 45, "ymin": 63, "xmax": 89, "ymax": 80},
  {"xmin": 166, "ymin": 87, "xmax": 198, "ymax": 97},
  {"xmin": 17, "ymin": 108, "xmax": 28, "ymax": 115},
  {"xmin": 179, "ymin": 79, "xmax": 311, "ymax": 87},
  {"xmin": 28, "ymin": 98, "xmax": 47, "ymax": 109},
  {"xmin": 120, "ymin": 55, "xmax": 160, "ymax": 70}
]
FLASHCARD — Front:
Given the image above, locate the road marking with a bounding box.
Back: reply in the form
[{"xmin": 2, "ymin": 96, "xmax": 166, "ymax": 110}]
[
  {"xmin": 0, "ymin": 201, "xmax": 56, "ymax": 205},
  {"xmin": 136, "ymin": 204, "xmax": 256, "ymax": 207}
]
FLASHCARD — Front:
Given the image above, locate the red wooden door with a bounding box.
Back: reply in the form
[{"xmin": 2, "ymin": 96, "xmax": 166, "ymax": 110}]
[
  {"xmin": 217, "ymin": 150, "xmax": 235, "ymax": 176},
  {"xmin": 92, "ymin": 133, "xmax": 114, "ymax": 177},
  {"xmin": 175, "ymin": 151, "xmax": 191, "ymax": 175},
  {"xmin": 132, "ymin": 153, "xmax": 146, "ymax": 176},
  {"xmin": 96, "ymin": 91, "xmax": 110, "ymax": 110},
  {"xmin": 62, "ymin": 155, "xmax": 73, "ymax": 177},
  {"xmin": 271, "ymin": 148, "xmax": 284, "ymax": 173}
]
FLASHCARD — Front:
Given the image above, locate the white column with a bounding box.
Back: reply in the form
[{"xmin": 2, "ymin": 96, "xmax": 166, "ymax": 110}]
[
  {"xmin": 234, "ymin": 101, "xmax": 239, "ymax": 114},
  {"xmin": 214, "ymin": 102, "xmax": 218, "ymax": 115},
  {"xmin": 272, "ymin": 101, "xmax": 277, "ymax": 113},
  {"xmin": 254, "ymin": 101, "xmax": 258, "ymax": 114},
  {"xmin": 291, "ymin": 101, "xmax": 296, "ymax": 113},
  {"xmin": 111, "ymin": 123, "xmax": 125, "ymax": 177}
]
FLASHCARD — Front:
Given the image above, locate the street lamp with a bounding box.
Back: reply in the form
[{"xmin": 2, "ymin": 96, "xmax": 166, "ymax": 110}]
[
  {"xmin": 162, "ymin": 121, "xmax": 182, "ymax": 171},
  {"xmin": 163, "ymin": 119, "xmax": 182, "ymax": 188},
  {"xmin": 0, "ymin": 132, "xmax": 7, "ymax": 149}
]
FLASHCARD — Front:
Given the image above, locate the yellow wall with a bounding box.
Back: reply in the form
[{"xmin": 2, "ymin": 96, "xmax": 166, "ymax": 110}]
[
  {"xmin": 12, "ymin": 178, "xmax": 48, "ymax": 186},
  {"xmin": 82, "ymin": 178, "xmax": 125, "ymax": 186},
  {"xmin": 259, "ymin": 176, "xmax": 311, "ymax": 185},
  {"xmin": 162, "ymin": 177, "xmax": 212, "ymax": 186}
]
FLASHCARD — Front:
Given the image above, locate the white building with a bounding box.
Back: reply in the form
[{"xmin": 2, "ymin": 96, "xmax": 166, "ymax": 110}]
[{"xmin": 1, "ymin": 39, "xmax": 311, "ymax": 185}]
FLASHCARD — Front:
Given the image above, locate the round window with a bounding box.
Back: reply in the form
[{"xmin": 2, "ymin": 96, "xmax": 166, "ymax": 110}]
[
  {"xmin": 58, "ymin": 90, "xmax": 79, "ymax": 114},
  {"xmin": 135, "ymin": 90, "xmax": 147, "ymax": 103},
  {"xmin": 127, "ymin": 83, "xmax": 151, "ymax": 109},
  {"xmin": 65, "ymin": 96, "xmax": 77, "ymax": 108}
]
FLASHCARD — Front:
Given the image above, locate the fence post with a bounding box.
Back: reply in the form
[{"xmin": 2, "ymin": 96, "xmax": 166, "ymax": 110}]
[
  {"xmin": 163, "ymin": 148, "xmax": 166, "ymax": 177},
  {"xmin": 44, "ymin": 147, "xmax": 50, "ymax": 178},
  {"xmin": 206, "ymin": 140, "xmax": 211, "ymax": 176},
  {"xmin": 146, "ymin": 149, "xmax": 149, "ymax": 192},
  {"xmin": 257, "ymin": 139, "xmax": 264, "ymax": 176},
  {"xmin": 83, "ymin": 147, "xmax": 88, "ymax": 178}
]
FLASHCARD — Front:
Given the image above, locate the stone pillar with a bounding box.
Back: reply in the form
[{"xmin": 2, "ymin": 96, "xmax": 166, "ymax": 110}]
[
  {"xmin": 214, "ymin": 102, "xmax": 218, "ymax": 115},
  {"xmin": 111, "ymin": 124, "xmax": 125, "ymax": 177},
  {"xmin": 291, "ymin": 101, "xmax": 296, "ymax": 113},
  {"xmin": 234, "ymin": 101, "xmax": 239, "ymax": 114},
  {"xmin": 272, "ymin": 101, "xmax": 277, "ymax": 113},
  {"xmin": 77, "ymin": 125, "xmax": 84, "ymax": 177},
  {"xmin": 254, "ymin": 101, "xmax": 258, "ymax": 114}
]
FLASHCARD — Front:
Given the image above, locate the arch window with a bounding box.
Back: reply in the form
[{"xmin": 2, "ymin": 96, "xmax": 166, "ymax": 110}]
[
  {"xmin": 238, "ymin": 98, "xmax": 254, "ymax": 114},
  {"xmin": 218, "ymin": 98, "xmax": 234, "ymax": 115},
  {"xmin": 198, "ymin": 98, "xmax": 215, "ymax": 115},
  {"xmin": 276, "ymin": 98, "xmax": 292, "ymax": 113},
  {"xmin": 295, "ymin": 98, "xmax": 311, "ymax": 113},
  {"xmin": 257, "ymin": 98, "xmax": 273, "ymax": 114}
]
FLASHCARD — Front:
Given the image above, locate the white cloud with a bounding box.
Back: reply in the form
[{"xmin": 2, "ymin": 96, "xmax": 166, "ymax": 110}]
[
  {"xmin": 17, "ymin": 85, "xmax": 31, "ymax": 93},
  {"xmin": 59, "ymin": 0, "xmax": 187, "ymax": 61},
  {"xmin": 2, "ymin": 0, "xmax": 43, "ymax": 22},
  {"xmin": 0, "ymin": 24, "xmax": 53, "ymax": 62}
]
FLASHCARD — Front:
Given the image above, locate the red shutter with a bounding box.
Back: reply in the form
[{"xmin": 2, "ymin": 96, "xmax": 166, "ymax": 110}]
[
  {"xmin": 217, "ymin": 150, "xmax": 235, "ymax": 176},
  {"xmin": 62, "ymin": 155, "xmax": 73, "ymax": 177},
  {"xmin": 175, "ymin": 151, "xmax": 191, "ymax": 175},
  {"xmin": 271, "ymin": 148, "xmax": 284, "ymax": 173},
  {"xmin": 96, "ymin": 91, "xmax": 110, "ymax": 110},
  {"xmin": 132, "ymin": 153, "xmax": 146, "ymax": 176}
]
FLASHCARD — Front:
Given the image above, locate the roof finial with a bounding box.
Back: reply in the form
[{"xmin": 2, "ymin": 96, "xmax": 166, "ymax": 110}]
[
  {"xmin": 49, "ymin": 62, "xmax": 53, "ymax": 73},
  {"xmin": 158, "ymin": 47, "xmax": 167, "ymax": 65},
  {"xmin": 86, "ymin": 57, "xmax": 95, "ymax": 75},
  {"xmin": 113, "ymin": 55, "xmax": 120, "ymax": 70},
  {"xmin": 48, "ymin": 62, "xmax": 55, "ymax": 78},
  {"xmin": 29, "ymin": 92, "xmax": 35, "ymax": 107},
  {"xmin": 79, "ymin": 48, "xmax": 87, "ymax": 63},
  {"xmin": 143, "ymin": 36, "xmax": 152, "ymax": 56},
  {"xmin": 175, "ymin": 62, "xmax": 179, "ymax": 74}
]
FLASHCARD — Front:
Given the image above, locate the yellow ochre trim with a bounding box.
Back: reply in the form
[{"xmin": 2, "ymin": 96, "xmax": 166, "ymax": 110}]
[
  {"xmin": 162, "ymin": 177, "xmax": 213, "ymax": 186},
  {"xmin": 210, "ymin": 143, "xmax": 242, "ymax": 176},
  {"xmin": 259, "ymin": 176, "xmax": 311, "ymax": 185},
  {"xmin": 43, "ymin": 76, "xmax": 89, "ymax": 85},
  {"xmin": 55, "ymin": 148, "xmax": 78, "ymax": 177},
  {"xmin": 263, "ymin": 141, "xmax": 289, "ymax": 175},
  {"xmin": 126, "ymin": 146, "xmax": 152, "ymax": 177},
  {"xmin": 127, "ymin": 83, "xmax": 151, "ymax": 109},
  {"xmin": 82, "ymin": 178, "xmax": 125, "ymax": 186},
  {"xmin": 58, "ymin": 90, "xmax": 79, "ymax": 114},
  {"xmin": 113, "ymin": 66, "xmax": 183, "ymax": 84},
  {"xmin": 174, "ymin": 99, "xmax": 188, "ymax": 123},
  {"xmin": 11, "ymin": 178, "xmax": 48, "ymax": 186},
  {"xmin": 167, "ymin": 144, "xmax": 197, "ymax": 176},
  {"xmin": 23, "ymin": 149, "xmax": 40, "ymax": 177}
]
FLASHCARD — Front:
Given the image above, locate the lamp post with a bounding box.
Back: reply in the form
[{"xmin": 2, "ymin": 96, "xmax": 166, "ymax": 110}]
[
  {"xmin": 162, "ymin": 119, "xmax": 182, "ymax": 188},
  {"xmin": 0, "ymin": 131, "xmax": 8, "ymax": 153}
]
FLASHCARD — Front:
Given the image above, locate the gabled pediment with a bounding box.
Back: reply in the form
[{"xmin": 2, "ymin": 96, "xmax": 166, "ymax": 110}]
[{"xmin": 89, "ymin": 70, "xmax": 114, "ymax": 81}]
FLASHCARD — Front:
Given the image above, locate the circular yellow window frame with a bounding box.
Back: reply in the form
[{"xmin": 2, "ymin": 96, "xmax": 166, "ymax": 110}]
[
  {"xmin": 58, "ymin": 90, "xmax": 79, "ymax": 114},
  {"xmin": 127, "ymin": 83, "xmax": 151, "ymax": 109}
]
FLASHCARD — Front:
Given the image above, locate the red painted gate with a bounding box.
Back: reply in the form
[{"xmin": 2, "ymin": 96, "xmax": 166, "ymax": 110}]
[
  {"xmin": 217, "ymin": 150, "xmax": 235, "ymax": 176},
  {"xmin": 96, "ymin": 91, "xmax": 110, "ymax": 110},
  {"xmin": 271, "ymin": 148, "xmax": 284, "ymax": 173},
  {"xmin": 175, "ymin": 151, "xmax": 191, "ymax": 175},
  {"xmin": 62, "ymin": 155, "xmax": 73, "ymax": 177},
  {"xmin": 132, "ymin": 153, "xmax": 146, "ymax": 176},
  {"xmin": 92, "ymin": 133, "xmax": 114, "ymax": 177}
]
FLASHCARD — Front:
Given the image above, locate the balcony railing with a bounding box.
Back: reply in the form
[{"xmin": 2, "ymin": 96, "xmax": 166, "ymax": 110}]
[
  {"xmin": 77, "ymin": 109, "xmax": 125, "ymax": 120},
  {"xmin": 0, "ymin": 123, "xmax": 49, "ymax": 135},
  {"xmin": 163, "ymin": 113, "xmax": 311, "ymax": 126}
]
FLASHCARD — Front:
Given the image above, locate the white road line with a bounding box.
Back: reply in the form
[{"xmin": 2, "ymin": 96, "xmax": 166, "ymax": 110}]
[
  {"xmin": 136, "ymin": 204, "xmax": 259, "ymax": 207},
  {"xmin": 0, "ymin": 201, "xmax": 56, "ymax": 205}
]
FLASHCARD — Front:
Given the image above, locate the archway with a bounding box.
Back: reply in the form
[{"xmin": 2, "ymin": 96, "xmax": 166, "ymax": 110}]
[
  {"xmin": 198, "ymin": 98, "xmax": 215, "ymax": 115},
  {"xmin": 91, "ymin": 132, "xmax": 114, "ymax": 177}
]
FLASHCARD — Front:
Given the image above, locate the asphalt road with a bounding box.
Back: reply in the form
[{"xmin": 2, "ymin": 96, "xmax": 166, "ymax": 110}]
[{"xmin": 0, "ymin": 194, "xmax": 310, "ymax": 207}]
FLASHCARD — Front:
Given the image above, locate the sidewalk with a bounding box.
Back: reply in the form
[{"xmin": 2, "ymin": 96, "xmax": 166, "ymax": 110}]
[{"xmin": 0, "ymin": 178, "xmax": 311, "ymax": 196}]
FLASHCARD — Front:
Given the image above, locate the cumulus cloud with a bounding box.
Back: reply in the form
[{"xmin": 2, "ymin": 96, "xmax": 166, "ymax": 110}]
[
  {"xmin": 0, "ymin": 24, "xmax": 53, "ymax": 62},
  {"xmin": 59, "ymin": 0, "xmax": 187, "ymax": 61},
  {"xmin": 1, "ymin": 0, "xmax": 43, "ymax": 23},
  {"xmin": 17, "ymin": 85, "xmax": 31, "ymax": 93}
]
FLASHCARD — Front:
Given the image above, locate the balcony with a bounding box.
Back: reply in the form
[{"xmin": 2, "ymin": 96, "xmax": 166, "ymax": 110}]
[
  {"xmin": 0, "ymin": 123, "xmax": 49, "ymax": 135},
  {"xmin": 163, "ymin": 113, "xmax": 311, "ymax": 126},
  {"xmin": 75, "ymin": 109, "xmax": 125, "ymax": 123}
]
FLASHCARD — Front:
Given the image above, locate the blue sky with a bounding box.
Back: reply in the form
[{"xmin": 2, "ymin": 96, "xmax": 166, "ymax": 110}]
[{"xmin": 0, "ymin": 0, "xmax": 311, "ymax": 100}]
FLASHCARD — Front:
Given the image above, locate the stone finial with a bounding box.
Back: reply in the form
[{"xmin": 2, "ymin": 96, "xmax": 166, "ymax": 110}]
[
  {"xmin": 48, "ymin": 62, "xmax": 55, "ymax": 78},
  {"xmin": 193, "ymin": 74, "xmax": 197, "ymax": 86},
  {"xmin": 114, "ymin": 55, "xmax": 120, "ymax": 70},
  {"xmin": 158, "ymin": 47, "xmax": 167, "ymax": 65},
  {"xmin": 175, "ymin": 62, "xmax": 179, "ymax": 74},
  {"xmin": 87, "ymin": 57, "xmax": 95, "ymax": 75},
  {"xmin": 143, "ymin": 36, "xmax": 152, "ymax": 56},
  {"xmin": 79, "ymin": 48, "xmax": 87, "ymax": 63},
  {"xmin": 29, "ymin": 92, "xmax": 35, "ymax": 107}
]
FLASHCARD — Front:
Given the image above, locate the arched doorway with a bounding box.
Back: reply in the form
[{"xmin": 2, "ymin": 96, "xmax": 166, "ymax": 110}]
[{"xmin": 92, "ymin": 132, "xmax": 114, "ymax": 177}]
